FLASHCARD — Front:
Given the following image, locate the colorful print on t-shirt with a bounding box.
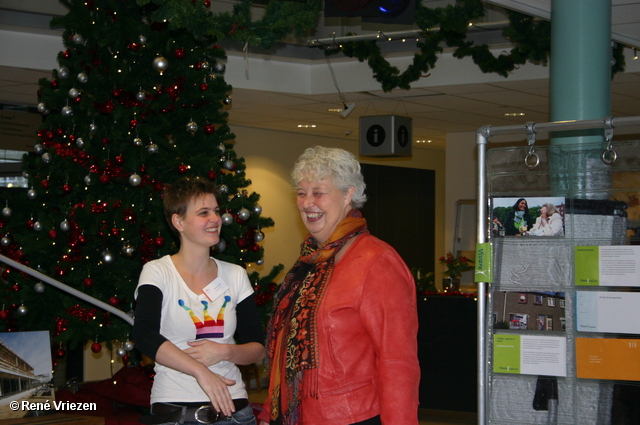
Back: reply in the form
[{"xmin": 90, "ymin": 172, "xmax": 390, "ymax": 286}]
[{"xmin": 178, "ymin": 295, "xmax": 231, "ymax": 339}]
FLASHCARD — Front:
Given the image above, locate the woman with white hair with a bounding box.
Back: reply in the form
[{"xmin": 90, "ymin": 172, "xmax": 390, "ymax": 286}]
[
  {"xmin": 258, "ymin": 146, "xmax": 420, "ymax": 425},
  {"xmin": 528, "ymin": 203, "xmax": 564, "ymax": 236}
]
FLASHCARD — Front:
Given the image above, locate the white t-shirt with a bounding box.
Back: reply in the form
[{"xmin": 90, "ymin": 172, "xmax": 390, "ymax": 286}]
[{"xmin": 135, "ymin": 255, "xmax": 254, "ymax": 403}]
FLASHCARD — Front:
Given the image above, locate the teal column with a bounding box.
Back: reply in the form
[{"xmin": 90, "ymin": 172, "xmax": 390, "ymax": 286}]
[
  {"xmin": 549, "ymin": 0, "xmax": 612, "ymax": 198},
  {"xmin": 550, "ymin": 0, "xmax": 611, "ymax": 144}
]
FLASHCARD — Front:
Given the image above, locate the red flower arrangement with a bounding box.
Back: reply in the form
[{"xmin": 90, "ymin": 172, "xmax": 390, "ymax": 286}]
[{"xmin": 439, "ymin": 252, "xmax": 474, "ymax": 278}]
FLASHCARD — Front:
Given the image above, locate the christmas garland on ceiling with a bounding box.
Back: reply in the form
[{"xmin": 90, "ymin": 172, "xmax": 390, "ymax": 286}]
[
  {"xmin": 323, "ymin": 0, "xmax": 626, "ymax": 92},
  {"xmin": 131, "ymin": 0, "xmax": 625, "ymax": 92}
]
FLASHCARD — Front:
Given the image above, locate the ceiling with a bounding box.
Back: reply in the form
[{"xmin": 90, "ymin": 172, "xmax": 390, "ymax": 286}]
[{"xmin": 1, "ymin": 0, "xmax": 640, "ymax": 149}]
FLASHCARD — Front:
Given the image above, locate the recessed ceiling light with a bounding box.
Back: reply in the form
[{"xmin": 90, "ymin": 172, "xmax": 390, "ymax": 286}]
[
  {"xmin": 504, "ymin": 112, "xmax": 526, "ymax": 117},
  {"xmin": 328, "ymin": 108, "xmax": 342, "ymax": 112},
  {"xmin": 297, "ymin": 124, "xmax": 317, "ymax": 128},
  {"xmin": 415, "ymin": 140, "xmax": 432, "ymax": 144}
]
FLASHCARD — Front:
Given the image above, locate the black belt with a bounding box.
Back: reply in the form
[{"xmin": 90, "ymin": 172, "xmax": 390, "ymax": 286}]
[{"xmin": 140, "ymin": 399, "xmax": 249, "ymax": 424}]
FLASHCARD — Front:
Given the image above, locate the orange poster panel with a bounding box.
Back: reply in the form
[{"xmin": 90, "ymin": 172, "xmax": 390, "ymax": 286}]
[{"xmin": 576, "ymin": 338, "xmax": 640, "ymax": 381}]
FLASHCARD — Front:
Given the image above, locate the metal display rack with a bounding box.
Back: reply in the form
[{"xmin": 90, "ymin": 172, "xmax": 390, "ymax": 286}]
[{"xmin": 475, "ymin": 116, "xmax": 640, "ymax": 425}]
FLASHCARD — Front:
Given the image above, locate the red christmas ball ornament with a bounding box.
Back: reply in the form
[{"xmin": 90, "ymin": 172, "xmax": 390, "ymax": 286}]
[
  {"xmin": 51, "ymin": 79, "xmax": 59, "ymax": 88},
  {"xmin": 56, "ymin": 128, "xmax": 65, "ymax": 137},
  {"xmin": 99, "ymin": 174, "xmax": 110, "ymax": 184},
  {"xmin": 62, "ymin": 49, "xmax": 71, "ymax": 59},
  {"xmin": 130, "ymin": 119, "xmax": 138, "ymax": 129},
  {"xmin": 26, "ymin": 219, "xmax": 35, "ymax": 229},
  {"xmin": 177, "ymin": 164, "xmax": 188, "ymax": 174},
  {"xmin": 73, "ymin": 95, "xmax": 82, "ymax": 104},
  {"xmin": 68, "ymin": 134, "xmax": 77, "ymax": 142},
  {"xmin": 0, "ymin": 310, "xmax": 9, "ymax": 320},
  {"xmin": 12, "ymin": 284, "xmax": 20, "ymax": 292},
  {"xmin": 204, "ymin": 0, "xmax": 211, "ymax": 7},
  {"xmin": 62, "ymin": 184, "xmax": 72, "ymax": 194},
  {"xmin": 111, "ymin": 227, "xmax": 120, "ymax": 236},
  {"xmin": 83, "ymin": 277, "xmax": 94, "ymax": 288},
  {"xmin": 115, "ymin": 155, "xmax": 125, "ymax": 165},
  {"xmin": 108, "ymin": 296, "xmax": 119, "ymax": 306},
  {"xmin": 128, "ymin": 42, "xmax": 140, "ymax": 51},
  {"xmin": 40, "ymin": 179, "xmax": 50, "ymax": 189},
  {"xmin": 250, "ymin": 243, "xmax": 261, "ymax": 253},
  {"xmin": 199, "ymin": 83, "xmax": 208, "ymax": 91},
  {"xmin": 207, "ymin": 170, "xmax": 217, "ymax": 180},
  {"xmin": 174, "ymin": 48, "xmax": 185, "ymax": 59},
  {"xmin": 56, "ymin": 348, "xmax": 66, "ymax": 359},
  {"xmin": 139, "ymin": 165, "xmax": 146, "ymax": 174},
  {"xmin": 91, "ymin": 342, "xmax": 102, "ymax": 353},
  {"xmin": 154, "ymin": 236, "xmax": 165, "ymax": 248},
  {"xmin": 101, "ymin": 137, "xmax": 110, "ymax": 146},
  {"xmin": 204, "ymin": 124, "xmax": 215, "ymax": 134},
  {"xmin": 195, "ymin": 61, "xmax": 203, "ymax": 70},
  {"xmin": 112, "ymin": 88, "xmax": 123, "ymax": 98},
  {"xmin": 236, "ymin": 238, "xmax": 247, "ymax": 248},
  {"xmin": 48, "ymin": 229, "xmax": 58, "ymax": 239}
]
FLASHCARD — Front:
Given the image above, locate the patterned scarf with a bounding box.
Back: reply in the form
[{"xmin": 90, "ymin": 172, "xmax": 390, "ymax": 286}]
[{"xmin": 264, "ymin": 210, "xmax": 368, "ymax": 425}]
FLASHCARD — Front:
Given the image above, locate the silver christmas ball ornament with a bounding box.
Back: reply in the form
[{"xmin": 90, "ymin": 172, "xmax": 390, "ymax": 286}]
[
  {"xmin": 60, "ymin": 220, "xmax": 70, "ymax": 232},
  {"xmin": 1, "ymin": 236, "xmax": 10, "ymax": 246},
  {"xmin": 237, "ymin": 208, "xmax": 250, "ymax": 221},
  {"xmin": 147, "ymin": 143, "xmax": 159, "ymax": 154},
  {"xmin": 121, "ymin": 243, "xmax": 135, "ymax": 257},
  {"xmin": 17, "ymin": 305, "xmax": 28, "ymax": 316},
  {"xmin": 129, "ymin": 173, "xmax": 142, "ymax": 186},
  {"xmin": 215, "ymin": 239, "xmax": 226, "ymax": 253},
  {"xmin": 41, "ymin": 152, "xmax": 52, "ymax": 163},
  {"xmin": 27, "ymin": 189, "xmax": 37, "ymax": 199},
  {"xmin": 72, "ymin": 33, "xmax": 84, "ymax": 45},
  {"xmin": 217, "ymin": 144, "xmax": 226, "ymax": 154},
  {"xmin": 22, "ymin": 171, "xmax": 30, "ymax": 179},
  {"xmin": 33, "ymin": 221, "xmax": 43, "ymax": 232},
  {"xmin": 252, "ymin": 203, "xmax": 262, "ymax": 215},
  {"xmin": 256, "ymin": 258, "xmax": 264, "ymax": 266},
  {"xmin": 136, "ymin": 91, "xmax": 146, "ymax": 101},
  {"xmin": 61, "ymin": 105, "xmax": 73, "ymax": 117},
  {"xmin": 34, "ymin": 282, "xmax": 45, "ymax": 293},
  {"xmin": 223, "ymin": 97, "xmax": 232, "ymax": 106},
  {"xmin": 133, "ymin": 137, "xmax": 143, "ymax": 146},
  {"xmin": 77, "ymin": 72, "xmax": 89, "ymax": 84},
  {"xmin": 69, "ymin": 88, "xmax": 80, "ymax": 99},
  {"xmin": 213, "ymin": 62, "xmax": 226, "ymax": 73},
  {"xmin": 58, "ymin": 66, "xmax": 69, "ymax": 79},
  {"xmin": 102, "ymin": 249, "xmax": 114, "ymax": 263},
  {"xmin": 37, "ymin": 102, "xmax": 47, "ymax": 113},
  {"xmin": 254, "ymin": 231, "xmax": 265, "ymax": 242},
  {"xmin": 116, "ymin": 346, "xmax": 127, "ymax": 357},
  {"xmin": 201, "ymin": 61, "xmax": 210, "ymax": 70},
  {"xmin": 139, "ymin": 34, "xmax": 147, "ymax": 45},
  {"xmin": 218, "ymin": 184, "xmax": 228, "ymax": 194},
  {"xmin": 153, "ymin": 56, "xmax": 169, "ymax": 73},
  {"xmin": 124, "ymin": 341, "xmax": 135, "ymax": 351},
  {"xmin": 221, "ymin": 213, "xmax": 233, "ymax": 226},
  {"xmin": 224, "ymin": 160, "xmax": 234, "ymax": 170},
  {"xmin": 2, "ymin": 207, "xmax": 11, "ymax": 217},
  {"xmin": 34, "ymin": 144, "xmax": 44, "ymax": 154},
  {"xmin": 89, "ymin": 123, "xmax": 98, "ymax": 133},
  {"xmin": 186, "ymin": 121, "xmax": 198, "ymax": 133},
  {"xmin": 84, "ymin": 175, "xmax": 91, "ymax": 185},
  {"xmin": 76, "ymin": 137, "xmax": 84, "ymax": 148}
]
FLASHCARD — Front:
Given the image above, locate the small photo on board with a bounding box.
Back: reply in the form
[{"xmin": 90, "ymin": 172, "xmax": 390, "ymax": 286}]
[
  {"xmin": 491, "ymin": 196, "xmax": 566, "ymax": 237},
  {"xmin": 0, "ymin": 331, "xmax": 54, "ymax": 420}
]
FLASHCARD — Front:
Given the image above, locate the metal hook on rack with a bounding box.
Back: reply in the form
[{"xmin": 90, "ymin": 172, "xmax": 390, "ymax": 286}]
[
  {"xmin": 601, "ymin": 116, "xmax": 617, "ymax": 164},
  {"xmin": 524, "ymin": 122, "xmax": 539, "ymax": 168}
]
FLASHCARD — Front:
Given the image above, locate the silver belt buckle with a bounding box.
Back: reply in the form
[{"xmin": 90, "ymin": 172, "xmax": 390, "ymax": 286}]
[{"xmin": 195, "ymin": 405, "xmax": 220, "ymax": 424}]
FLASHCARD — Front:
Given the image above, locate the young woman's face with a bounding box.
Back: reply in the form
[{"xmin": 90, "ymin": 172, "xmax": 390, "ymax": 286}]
[
  {"xmin": 517, "ymin": 200, "xmax": 527, "ymax": 211},
  {"xmin": 173, "ymin": 193, "xmax": 221, "ymax": 248}
]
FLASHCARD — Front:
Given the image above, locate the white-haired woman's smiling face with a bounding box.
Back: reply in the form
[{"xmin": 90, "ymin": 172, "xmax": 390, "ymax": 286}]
[{"xmin": 296, "ymin": 177, "xmax": 353, "ymax": 244}]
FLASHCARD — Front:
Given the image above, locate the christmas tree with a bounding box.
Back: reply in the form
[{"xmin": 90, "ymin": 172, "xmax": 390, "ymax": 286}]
[{"xmin": 0, "ymin": 0, "xmax": 318, "ymax": 360}]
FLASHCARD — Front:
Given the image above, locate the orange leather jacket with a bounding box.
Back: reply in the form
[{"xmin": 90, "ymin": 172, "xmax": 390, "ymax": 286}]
[{"xmin": 262, "ymin": 233, "xmax": 420, "ymax": 424}]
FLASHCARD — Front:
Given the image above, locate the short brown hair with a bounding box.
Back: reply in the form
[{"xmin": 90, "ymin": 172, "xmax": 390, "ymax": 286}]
[{"xmin": 163, "ymin": 177, "xmax": 219, "ymax": 238}]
